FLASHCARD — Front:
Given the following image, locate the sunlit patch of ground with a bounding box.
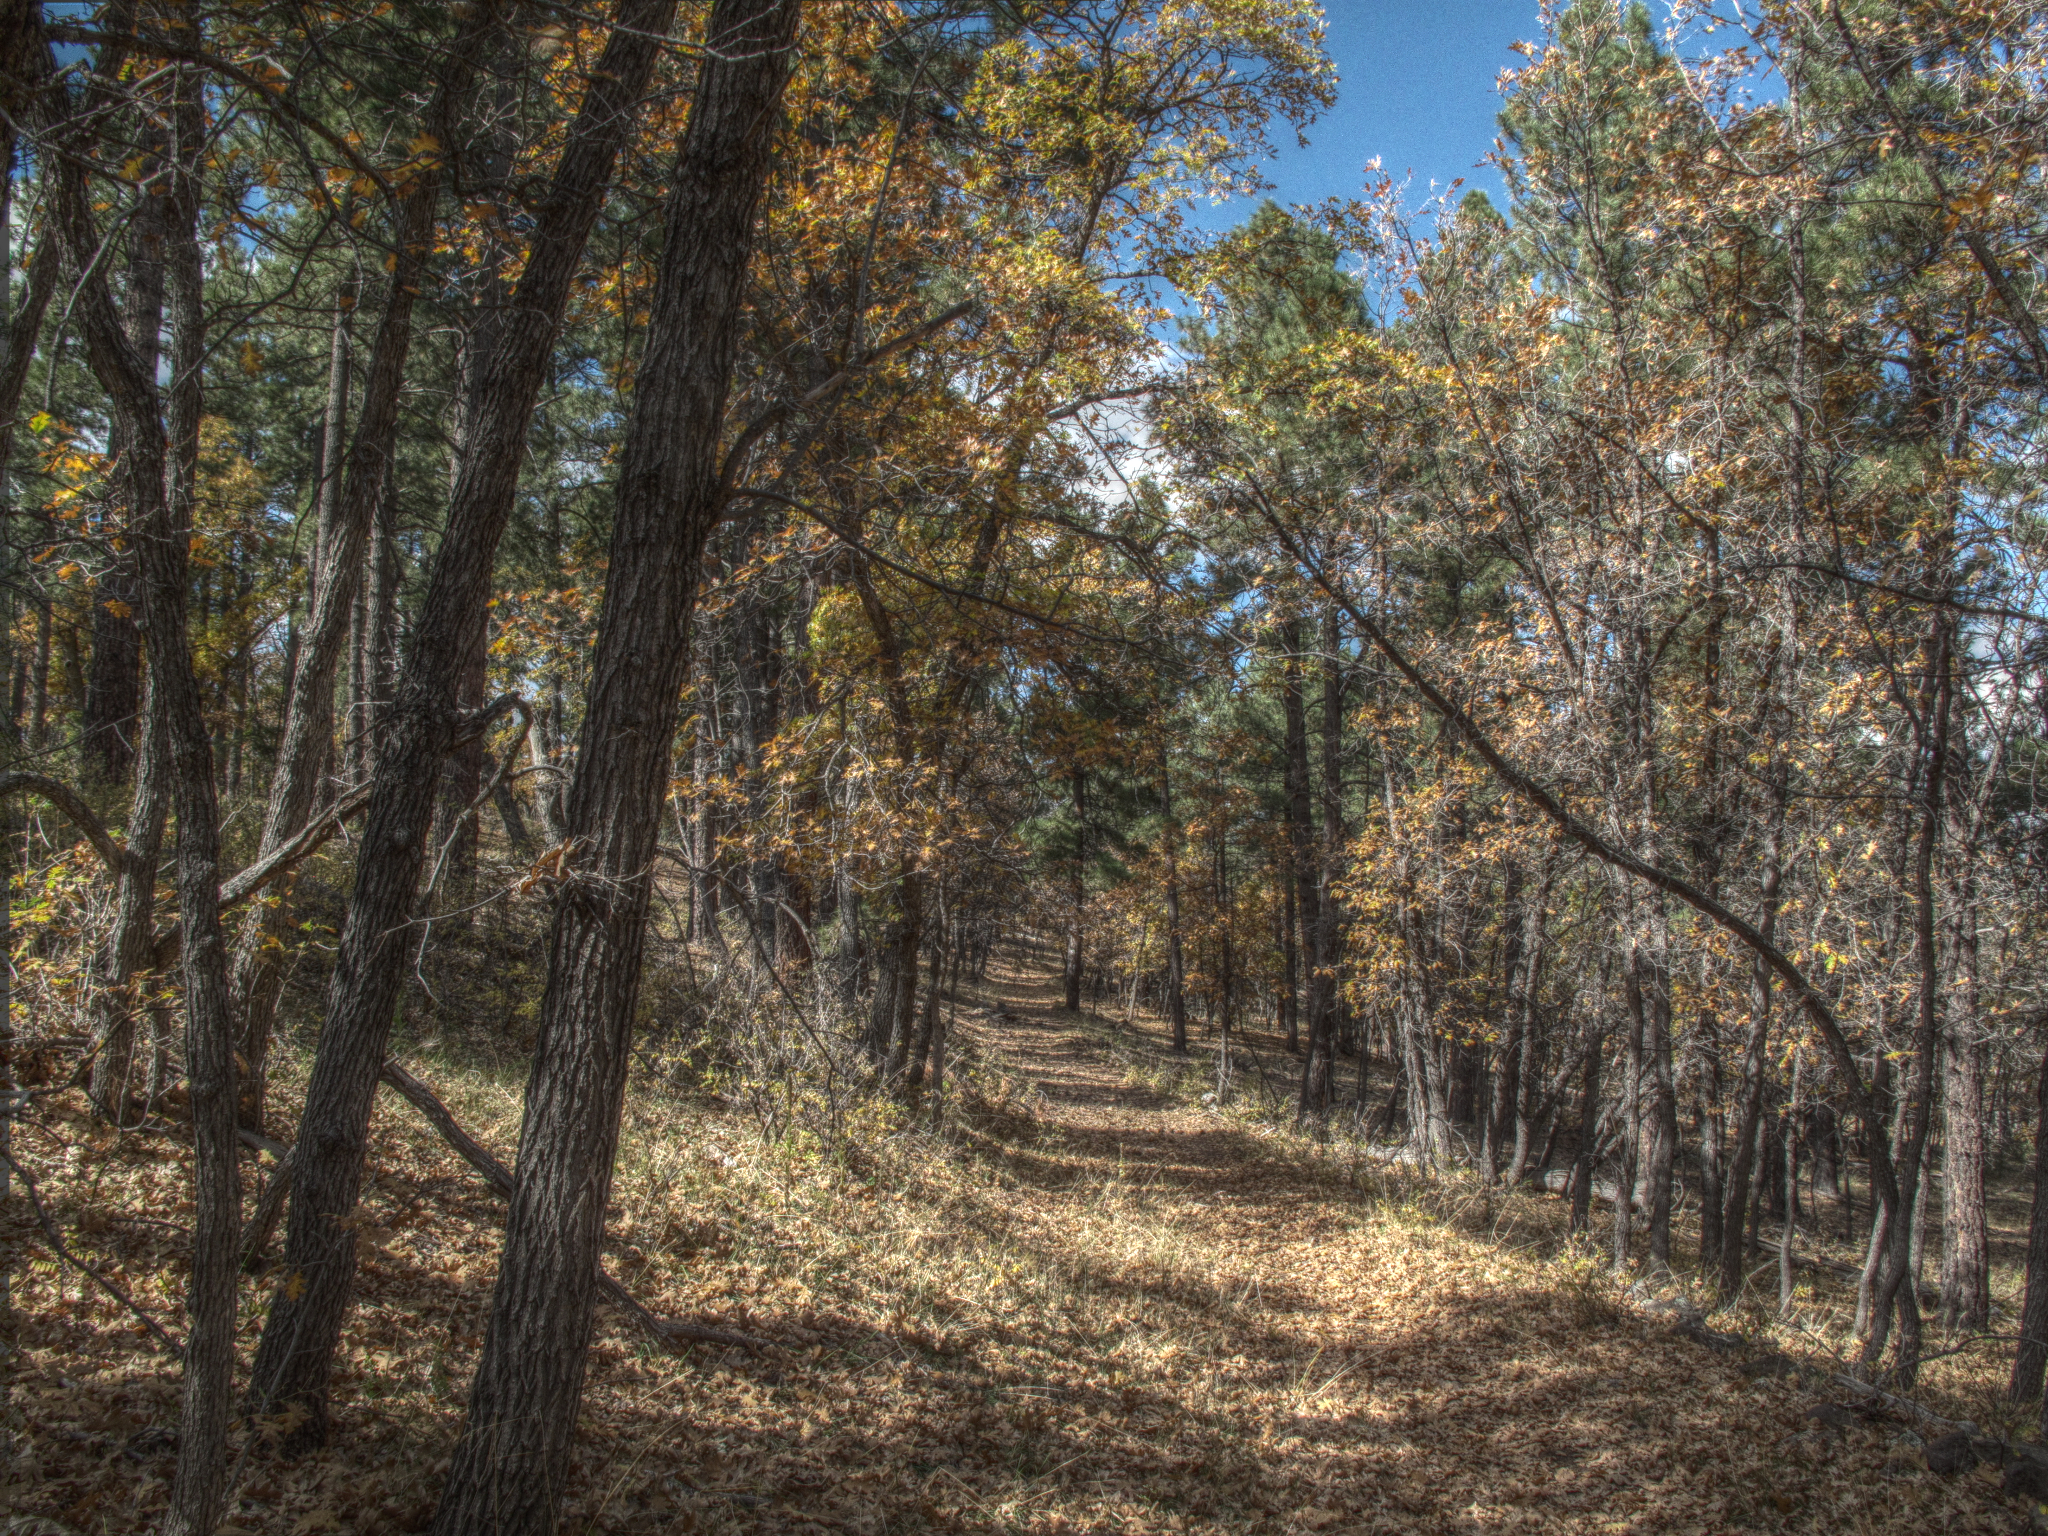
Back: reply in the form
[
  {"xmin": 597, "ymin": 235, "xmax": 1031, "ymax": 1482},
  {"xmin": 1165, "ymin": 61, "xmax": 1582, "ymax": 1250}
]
[{"xmin": 4, "ymin": 936, "xmax": 2033, "ymax": 1533}]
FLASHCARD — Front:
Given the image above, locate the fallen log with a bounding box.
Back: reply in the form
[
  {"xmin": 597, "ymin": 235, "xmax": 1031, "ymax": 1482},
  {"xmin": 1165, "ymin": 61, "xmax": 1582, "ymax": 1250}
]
[{"xmin": 376, "ymin": 1058, "xmax": 772, "ymax": 1353}]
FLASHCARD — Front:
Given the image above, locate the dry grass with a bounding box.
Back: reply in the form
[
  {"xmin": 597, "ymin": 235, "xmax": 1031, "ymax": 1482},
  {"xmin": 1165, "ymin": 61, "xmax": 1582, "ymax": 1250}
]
[{"xmin": 3, "ymin": 934, "xmax": 2040, "ymax": 1533}]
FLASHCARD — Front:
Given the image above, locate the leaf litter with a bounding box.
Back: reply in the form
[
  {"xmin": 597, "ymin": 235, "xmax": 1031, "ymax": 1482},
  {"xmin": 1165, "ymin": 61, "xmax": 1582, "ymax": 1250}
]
[{"xmin": 3, "ymin": 945, "xmax": 2033, "ymax": 1534}]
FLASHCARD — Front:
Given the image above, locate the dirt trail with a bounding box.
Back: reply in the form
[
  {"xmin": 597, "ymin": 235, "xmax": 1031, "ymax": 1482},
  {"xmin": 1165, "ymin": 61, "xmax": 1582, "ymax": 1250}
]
[
  {"xmin": 965, "ymin": 936, "xmax": 1296, "ymax": 1199},
  {"xmin": 898, "ymin": 935, "xmax": 2017, "ymax": 1536}
]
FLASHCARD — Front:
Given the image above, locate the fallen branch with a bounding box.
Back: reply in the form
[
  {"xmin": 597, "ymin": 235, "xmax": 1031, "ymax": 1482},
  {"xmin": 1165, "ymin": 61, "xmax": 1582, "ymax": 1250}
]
[
  {"xmin": 375, "ymin": 1059, "xmax": 773, "ymax": 1353},
  {"xmin": 1826, "ymin": 1370, "xmax": 1966, "ymax": 1432},
  {"xmin": 1671, "ymin": 1306, "xmax": 1972, "ymax": 1431},
  {"xmin": 1, "ymin": 1146, "xmax": 183, "ymax": 1358}
]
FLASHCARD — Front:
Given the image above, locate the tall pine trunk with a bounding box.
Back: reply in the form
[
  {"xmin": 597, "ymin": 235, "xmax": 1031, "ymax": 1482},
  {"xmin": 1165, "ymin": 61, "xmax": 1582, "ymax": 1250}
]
[
  {"xmin": 1279, "ymin": 619, "xmax": 1321, "ymax": 1116},
  {"xmin": 1161, "ymin": 763, "xmax": 1187, "ymax": 1053},
  {"xmin": 1063, "ymin": 767, "xmax": 1086, "ymax": 1011},
  {"xmin": 1299, "ymin": 605, "xmax": 1342, "ymax": 1122},
  {"xmin": 432, "ymin": 6, "xmax": 799, "ymax": 1527}
]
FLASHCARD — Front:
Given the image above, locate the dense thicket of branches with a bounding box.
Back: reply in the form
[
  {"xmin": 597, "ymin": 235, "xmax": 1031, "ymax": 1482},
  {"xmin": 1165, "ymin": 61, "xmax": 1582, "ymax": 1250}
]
[{"xmin": 4, "ymin": 0, "xmax": 2048, "ymax": 1527}]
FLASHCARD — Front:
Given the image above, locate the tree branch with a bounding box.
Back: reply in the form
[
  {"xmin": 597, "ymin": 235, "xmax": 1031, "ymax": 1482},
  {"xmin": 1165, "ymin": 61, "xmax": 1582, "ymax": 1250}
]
[
  {"xmin": 0, "ymin": 771, "xmax": 130, "ymax": 872},
  {"xmin": 718, "ymin": 302, "xmax": 975, "ymax": 489},
  {"xmin": 375, "ymin": 1059, "xmax": 774, "ymax": 1352}
]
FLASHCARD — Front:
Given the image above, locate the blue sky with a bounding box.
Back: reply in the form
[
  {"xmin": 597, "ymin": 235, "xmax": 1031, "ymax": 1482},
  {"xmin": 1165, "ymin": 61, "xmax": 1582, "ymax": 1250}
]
[{"xmin": 1194, "ymin": 0, "xmax": 1553, "ymax": 229}]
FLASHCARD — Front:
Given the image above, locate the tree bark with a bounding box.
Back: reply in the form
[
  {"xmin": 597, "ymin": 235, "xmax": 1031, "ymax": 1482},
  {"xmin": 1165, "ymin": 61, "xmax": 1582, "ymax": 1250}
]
[
  {"xmin": 2009, "ymin": 1045, "xmax": 2048, "ymax": 1402},
  {"xmin": 81, "ymin": 150, "xmax": 164, "ymax": 788},
  {"xmin": 1161, "ymin": 761, "xmax": 1187, "ymax": 1054},
  {"xmin": 1614, "ymin": 945, "xmax": 1644, "ymax": 1273},
  {"xmin": 230, "ymin": 13, "xmax": 497, "ymax": 1132},
  {"xmin": 47, "ymin": 37, "xmax": 239, "ymax": 1530},
  {"xmin": 1063, "ymin": 766, "xmax": 1086, "ymax": 1011},
  {"xmin": 247, "ymin": 0, "xmax": 677, "ymax": 1444},
  {"xmin": 431, "ymin": 6, "xmax": 799, "ymax": 1527},
  {"xmin": 1780, "ymin": 1052, "xmax": 1803, "ymax": 1314},
  {"xmin": 1863, "ymin": 608, "xmax": 1953, "ymax": 1382},
  {"xmin": 1279, "ymin": 619, "xmax": 1323, "ymax": 1115},
  {"xmin": 1940, "ymin": 948, "xmax": 1990, "ymax": 1331},
  {"xmin": 1569, "ymin": 1016, "xmax": 1603, "ymax": 1236},
  {"xmin": 1299, "ymin": 604, "xmax": 1342, "ymax": 1122},
  {"xmin": 1697, "ymin": 1030, "xmax": 1724, "ymax": 1271},
  {"xmin": 1719, "ymin": 761, "xmax": 1787, "ymax": 1297}
]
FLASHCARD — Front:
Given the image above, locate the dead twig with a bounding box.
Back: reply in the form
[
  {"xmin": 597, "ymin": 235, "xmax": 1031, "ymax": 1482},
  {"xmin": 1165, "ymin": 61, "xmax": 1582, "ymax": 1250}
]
[{"xmin": 1, "ymin": 1145, "xmax": 184, "ymax": 1358}]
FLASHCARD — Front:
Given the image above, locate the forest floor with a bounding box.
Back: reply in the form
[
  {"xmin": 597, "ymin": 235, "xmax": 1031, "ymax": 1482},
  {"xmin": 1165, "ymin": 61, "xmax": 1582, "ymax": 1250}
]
[{"xmin": 4, "ymin": 933, "xmax": 2042, "ymax": 1534}]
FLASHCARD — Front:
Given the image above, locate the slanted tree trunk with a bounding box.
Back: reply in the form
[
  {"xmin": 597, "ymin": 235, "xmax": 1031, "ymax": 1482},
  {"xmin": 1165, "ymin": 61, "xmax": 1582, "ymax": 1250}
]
[
  {"xmin": 229, "ymin": 13, "xmax": 497, "ymax": 1133},
  {"xmin": 246, "ymin": 0, "xmax": 677, "ymax": 1444},
  {"xmin": 431, "ymin": 7, "xmax": 799, "ymax": 1527},
  {"xmin": 81, "ymin": 102, "xmax": 195, "ymax": 1111}
]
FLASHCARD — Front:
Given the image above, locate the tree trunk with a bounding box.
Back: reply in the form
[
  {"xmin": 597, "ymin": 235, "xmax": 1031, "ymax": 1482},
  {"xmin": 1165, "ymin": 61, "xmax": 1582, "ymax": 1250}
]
[
  {"xmin": 1697, "ymin": 1033, "xmax": 1724, "ymax": 1273},
  {"xmin": 50, "ymin": 46, "xmax": 240, "ymax": 1528},
  {"xmin": 86, "ymin": 684, "xmax": 167, "ymax": 1121},
  {"xmin": 2008, "ymin": 1045, "xmax": 2048, "ymax": 1402},
  {"xmin": 1940, "ymin": 974, "xmax": 1990, "ymax": 1332},
  {"xmin": 434, "ymin": 625, "xmax": 489, "ymax": 911},
  {"xmin": 1641, "ymin": 906, "xmax": 1677, "ymax": 1269},
  {"xmin": 1719, "ymin": 766, "xmax": 1786, "ymax": 1297},
  {"xmin": 247, "ymin": 0, "xmax": 677, "ymax": 1443},
  {"xmin": 1299, "ymin": 605, "xmax": 1342, "ymax": 1122},
  {"xmin": 1280, "ymin": 870, "xmax": 1299, "ymax": 1053},
  {"xmin": 430, "ymin": 7, "xmax": 798, "ymax": 1527},
  {"xmin": 1280, "ymin": 619, "xmax": 1324, "ymax": 1119},
  {"xmin": 1569, "ymin": 1016, "xmax": 1603, "ymax": 1236},
  {"xmin": 1162, "ymin": 764, "xmax": 1187, "ymax": 1053},
  {"xmin": 1780, "ymin": 1052, "xmax": 1803, "ymax": 1314},
  {"xmin": 1614, "ymin": 958, "xmax": 1643, "ymax": 1273},
  {"xmin": 81, "ymin": 155, "xmax": 165, "ymax": 788},
  {"xmin": 1863, "ymin": 608, "xmax": 1953, "ymax": 1383},
  {"xmin": 1063, "ymin": 766, "xmax": 1086, "ymax": 1010},
  {"xmin": 229, "ymin": 15, "xmax": 495, "ymax": 1131}
]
